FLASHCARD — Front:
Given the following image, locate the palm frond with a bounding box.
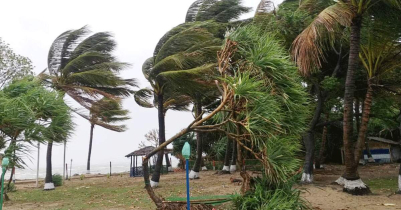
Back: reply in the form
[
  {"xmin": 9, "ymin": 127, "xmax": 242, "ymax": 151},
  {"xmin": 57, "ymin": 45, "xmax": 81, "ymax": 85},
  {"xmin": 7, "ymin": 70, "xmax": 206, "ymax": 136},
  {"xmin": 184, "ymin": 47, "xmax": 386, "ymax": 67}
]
[
  {"xmin": 255, "ymin": 0, "xmax": 276, "ymax": 16},
  {"xmin": 134, "ymin": 88, "xmax": 154, "ymax": 108},
  {"xmin": 292, "ymin": 2, "xmax": 354, "ymax": 76},
  {"xmin": 186, "ymin": 0, "xmax": 211, "ymax": 22},
  {"xmin": 48, "ymin": 30, "xmax": 72, "ymax": 75},
  {"xmin": 60, "ymin": 26, "xmax": 90, "ymax": 69},
  {"xmin": 62, "ymin": 52, "xmax": 115, "ymax": 76},
  {"xmin": 70, "ymin": 32, "xmax": 116, "ymax": 61}
]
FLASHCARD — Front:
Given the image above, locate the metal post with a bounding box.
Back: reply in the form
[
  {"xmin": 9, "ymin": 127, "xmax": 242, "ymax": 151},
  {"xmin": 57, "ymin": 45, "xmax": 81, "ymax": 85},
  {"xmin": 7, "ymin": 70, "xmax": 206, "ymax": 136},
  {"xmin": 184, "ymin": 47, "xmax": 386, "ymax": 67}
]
[
  {"xmin": 63, "ymin": 141, "xmax": 66, "ymax": 181},
  {"xmin": 110, "ymin": 161, "xmax": 111, "ymax": 176},
  {"xmin": 70, "ymin": 159, "xmax": 72, "ymax": 179},
  {"xmin": 186, "ymin": 159, "xmax": 190, "ymax": 210},
  {"xmin": 36, "ymin": 143, "xmax": 40, "ymax": 188},
  {"xmin": 65, "ymin": 164, "xmax": 68, "ymax": 180}
]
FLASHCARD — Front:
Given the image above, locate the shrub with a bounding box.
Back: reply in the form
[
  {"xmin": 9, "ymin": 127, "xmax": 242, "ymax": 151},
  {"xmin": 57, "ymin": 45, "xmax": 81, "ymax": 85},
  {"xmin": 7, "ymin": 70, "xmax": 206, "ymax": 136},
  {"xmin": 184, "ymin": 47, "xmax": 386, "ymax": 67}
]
[
  {"xmin": 52, "ymin": 174, "xmax": 63, "ymax": 187},
  {"xmin": 6, "ymin": 183, "xmax": 17, "ymax": 192},
  {"xmin": 233, "ymin": 175, "xmax": 310, "ymax": 210},
  {"xmin": 80, "ymin": 174, "xmax": 85, "ymax": 180}
]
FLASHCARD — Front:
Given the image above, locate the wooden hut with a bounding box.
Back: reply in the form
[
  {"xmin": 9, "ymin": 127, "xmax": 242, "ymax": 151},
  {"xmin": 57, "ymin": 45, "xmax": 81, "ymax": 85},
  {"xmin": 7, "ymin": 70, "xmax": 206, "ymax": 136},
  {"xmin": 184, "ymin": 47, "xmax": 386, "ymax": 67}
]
[{"xmin": 125, "ymin": 146, "xmax": 173, "ymax": 177}]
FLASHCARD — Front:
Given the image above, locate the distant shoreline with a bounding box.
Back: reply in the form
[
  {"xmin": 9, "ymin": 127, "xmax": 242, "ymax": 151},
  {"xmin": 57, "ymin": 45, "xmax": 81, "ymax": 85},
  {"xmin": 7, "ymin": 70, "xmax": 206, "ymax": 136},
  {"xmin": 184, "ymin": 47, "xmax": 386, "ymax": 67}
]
[{"xmin": 13, "ymin": 171, "xmax": 131, "ymax": 185}]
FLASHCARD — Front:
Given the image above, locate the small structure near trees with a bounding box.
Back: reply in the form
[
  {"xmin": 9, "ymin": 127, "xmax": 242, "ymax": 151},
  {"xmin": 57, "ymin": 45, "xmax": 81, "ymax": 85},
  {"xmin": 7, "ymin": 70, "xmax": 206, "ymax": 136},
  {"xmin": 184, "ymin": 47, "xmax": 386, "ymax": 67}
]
[{"xmin": 126, "ymin": 146, "xmax": 172, "ymax": 177}]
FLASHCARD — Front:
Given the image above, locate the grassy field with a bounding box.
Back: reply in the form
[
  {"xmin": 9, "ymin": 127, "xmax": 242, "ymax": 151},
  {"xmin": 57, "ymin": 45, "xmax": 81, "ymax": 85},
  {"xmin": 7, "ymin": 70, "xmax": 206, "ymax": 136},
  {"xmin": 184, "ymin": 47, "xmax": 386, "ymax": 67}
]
[
  {"xmin": 5, "ymin": 164, "xmax": 401, "ymax": 210},
  {"xmin": 5, "ymin": 171, "xmax": 239, "ymax": 210}
]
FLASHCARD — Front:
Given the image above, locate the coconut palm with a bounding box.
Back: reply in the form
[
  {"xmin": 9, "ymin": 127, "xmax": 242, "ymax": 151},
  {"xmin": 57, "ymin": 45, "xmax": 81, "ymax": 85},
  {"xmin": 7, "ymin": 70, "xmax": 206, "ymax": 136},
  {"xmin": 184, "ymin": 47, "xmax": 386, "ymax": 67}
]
[
  {"xmin": 39, "ymin": 26, "xmax": 136, "ymax": 181},
  {"xmin": 292, "ymin": 0, "xmax": 401, "ymax": 194},
  {"xmin": 134, "ymin": 68, "xmax": 191, "ymax": 187},
  {"xmin": 86, "ymin": 98, "xmax": 129, "ymax": 173},
  {"xmin": 39, "ymin": 26, "xmax": 136, "ymax": 120},
  {"xmin": 135, "ymin": 0, "xmax": 251, "ymax": 186},
  {"xmin": 157, "ymin": 0, "xmax": 250, "ymax": 180}
]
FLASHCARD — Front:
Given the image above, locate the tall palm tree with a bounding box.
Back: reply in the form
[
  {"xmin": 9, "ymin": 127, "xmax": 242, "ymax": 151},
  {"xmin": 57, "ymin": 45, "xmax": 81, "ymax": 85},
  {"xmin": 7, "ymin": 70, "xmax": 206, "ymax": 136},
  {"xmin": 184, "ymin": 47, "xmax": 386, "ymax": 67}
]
[
  {"xmin": 86, "ymin": 98, "xmax": 129, "ymax": 173},
  {"xmin": 158, "ymin": 0, "xmax": 251, "ymax": 180},
  {"xmin": 135, "ymin": 63, "xmax": 191, "ymax": 187},
  {"xmin": 135, "ymin": 0, "xmax": 250, "ymax": 186},
  {"xmin": 292, "ymin": 0, "xmax": 401, "ymax": 194},
  {"xmin": 40, "ymin": 26, "xmax": 136, "ymax": 181}
]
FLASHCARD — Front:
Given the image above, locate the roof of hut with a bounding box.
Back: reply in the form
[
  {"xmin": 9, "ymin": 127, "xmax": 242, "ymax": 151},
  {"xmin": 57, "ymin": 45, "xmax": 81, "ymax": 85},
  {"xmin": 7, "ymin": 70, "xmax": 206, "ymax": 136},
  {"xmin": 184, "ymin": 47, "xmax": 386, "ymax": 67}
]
[{"xmin": 125, "ymin": 146, "xmax": 173, "ymax": 157}]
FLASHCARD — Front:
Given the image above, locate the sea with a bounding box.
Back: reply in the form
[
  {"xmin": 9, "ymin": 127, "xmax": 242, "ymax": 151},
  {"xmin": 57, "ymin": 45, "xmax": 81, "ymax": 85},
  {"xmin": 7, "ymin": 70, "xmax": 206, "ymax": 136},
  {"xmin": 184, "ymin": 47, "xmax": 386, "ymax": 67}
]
[
  {"xmin": 3, "ymin": 157, "xmax": 179, "ymax": 180},
  {"xmin": 3, "ymin": 163, "xmax": 129, "ymax": 180}
]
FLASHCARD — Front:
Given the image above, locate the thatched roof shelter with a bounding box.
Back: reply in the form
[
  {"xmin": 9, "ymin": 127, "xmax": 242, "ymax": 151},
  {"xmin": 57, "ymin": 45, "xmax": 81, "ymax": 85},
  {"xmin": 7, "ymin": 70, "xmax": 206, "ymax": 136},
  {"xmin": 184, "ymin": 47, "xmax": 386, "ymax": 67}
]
[{"xmin": 125, "ymin": 146, "xmax": 172, "ymax": 157}]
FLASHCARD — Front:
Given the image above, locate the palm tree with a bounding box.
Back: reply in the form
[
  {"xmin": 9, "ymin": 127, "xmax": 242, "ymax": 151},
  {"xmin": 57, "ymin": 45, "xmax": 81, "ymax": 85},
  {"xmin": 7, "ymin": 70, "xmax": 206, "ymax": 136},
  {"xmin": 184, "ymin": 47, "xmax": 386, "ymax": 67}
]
[
  {"xmin": 40, "ymin": 26, "xmax": 136, "ymax": 181},
  {"xmin": 135, "ymin": 0, "xmax": 250, "ymax": 185},
  {"xmin": 134, "ymin": 66, "xmax": 190, "ymax": 187},
  {"xmin": 86, "ymin": 98, "xmax": 129, "ymax": 173},
  {"xmin": 158, "ymin": 0, "xmax": 251, "ymax": 180},
  {"xmin": 292, "ymin": 0, "xmax": 401, "ymax": 194}
]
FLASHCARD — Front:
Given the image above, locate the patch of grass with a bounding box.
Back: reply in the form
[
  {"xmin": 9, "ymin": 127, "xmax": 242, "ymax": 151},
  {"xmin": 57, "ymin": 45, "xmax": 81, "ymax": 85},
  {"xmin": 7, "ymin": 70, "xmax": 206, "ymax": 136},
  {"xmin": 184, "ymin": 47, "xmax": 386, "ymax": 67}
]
[
  {"xmin": 6, "ymin": 172, "xmax": 239, "ymax": 210},
  {"xmin": 8, "ymin": 179, "xmax": 156, "ymax": 209},
  {"xmin": 366, "ymin": 178, "xmax": 398, "ymax": 194}
]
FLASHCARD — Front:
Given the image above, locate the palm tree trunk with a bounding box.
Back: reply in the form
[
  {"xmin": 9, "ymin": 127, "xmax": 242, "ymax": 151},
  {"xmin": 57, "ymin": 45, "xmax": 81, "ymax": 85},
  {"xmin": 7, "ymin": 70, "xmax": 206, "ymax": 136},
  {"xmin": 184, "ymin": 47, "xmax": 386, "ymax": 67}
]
[
  {"xmin": 301, "ymin": 83, "xmax": 323, "ymax": 183},
  {"xmin": 230, "ymin": 141, "xmax": 237, "ymax": 172},
  {"xmin": 222, "ymin": 138, "xmax": 232, "ymax": 171},
  {"xmin": 190, "ymin": 99, "xmax": 203, "ymax": 179},
  {"xmin": 355, "ymin": 98, "xmax": 360, "ymax": 133},
  {"xmin": 165, "ymin": 154, "xmax": 172, "ymax": 172},
  {"xmin": 316, "ymin": 113, "xmax": 329, "ymax": 169},
  {"xmin": 44, "ymin": 141, "xmax": 55, "ymax": 190},
  {"xmin": 339, "ymin": 16, "xmax": 370, "ymax": 194},
  {"xmin": 86, "ymin": 123, "xmax": 95, "ymax": 173},
  {"xmin": 354, "ymin": 82, "xmax": 373, "ymax": 164},
  {"xmin": 150, "ymin": 93, "xmax": 165, "ymax": 187},
  {"xmin": 398, "ymin": 112, "xmax": 401, "ymax": 193}
]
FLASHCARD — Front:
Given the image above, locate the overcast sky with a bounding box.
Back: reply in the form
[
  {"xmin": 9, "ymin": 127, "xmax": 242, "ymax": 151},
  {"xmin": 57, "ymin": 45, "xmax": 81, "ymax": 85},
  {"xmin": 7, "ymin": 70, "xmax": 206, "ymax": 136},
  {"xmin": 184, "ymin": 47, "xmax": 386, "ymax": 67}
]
[{"xmin": 0, "ymin": 0, "xmax": 284, "ymax": 171}]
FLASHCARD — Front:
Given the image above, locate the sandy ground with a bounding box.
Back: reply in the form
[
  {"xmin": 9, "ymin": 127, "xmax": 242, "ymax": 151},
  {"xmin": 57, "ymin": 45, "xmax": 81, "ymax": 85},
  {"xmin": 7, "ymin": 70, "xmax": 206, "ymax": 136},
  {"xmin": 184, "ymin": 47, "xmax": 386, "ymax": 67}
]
[
  {"xmin": 301, "ymin": 164, "xmax": 401, "ymax": 210},
  {"xmin": 5, "ymin": 164, "xmax": 401, "ymax": 210}
]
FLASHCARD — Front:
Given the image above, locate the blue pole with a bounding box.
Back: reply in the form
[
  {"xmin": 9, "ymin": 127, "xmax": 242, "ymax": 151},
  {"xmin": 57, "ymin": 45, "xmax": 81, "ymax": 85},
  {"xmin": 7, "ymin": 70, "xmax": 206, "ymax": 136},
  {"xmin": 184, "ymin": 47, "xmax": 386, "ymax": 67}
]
[
  {"xmin": 185, "ymin": 159, "xmax": 190, "ymax": 210},
  {"xmin": 0, "ymin": 168, "xmax": 6, "ymax": 210}
]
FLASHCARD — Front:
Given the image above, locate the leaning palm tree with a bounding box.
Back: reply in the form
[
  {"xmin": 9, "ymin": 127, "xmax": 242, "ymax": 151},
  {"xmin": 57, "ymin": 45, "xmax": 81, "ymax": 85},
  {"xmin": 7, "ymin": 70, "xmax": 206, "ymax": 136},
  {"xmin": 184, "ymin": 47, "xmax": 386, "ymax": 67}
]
[
  {"xmin": 40, "ymin": 26, "xmax": 136, "ymax": 118},
  {"xmin": 134, "ymin": 0, "xmax": 249, "ymax": 186},
  {"xmin": 292, "ymin": 0, "xmax": 401, "ymax": 194},
  {"xmin": 135, "ymin": 66, "xmax": 191, "ymax": 187},
  {"xmin": 86, "ymin": 98, "xmax": 129, "ymax": 173},
  {"xmin": 158, "ymin": 0, "xmax": 251, "ymax": 180},
  {"xmin": 39, "ymin": 26, "xmax": 136, "ymax": 179}
]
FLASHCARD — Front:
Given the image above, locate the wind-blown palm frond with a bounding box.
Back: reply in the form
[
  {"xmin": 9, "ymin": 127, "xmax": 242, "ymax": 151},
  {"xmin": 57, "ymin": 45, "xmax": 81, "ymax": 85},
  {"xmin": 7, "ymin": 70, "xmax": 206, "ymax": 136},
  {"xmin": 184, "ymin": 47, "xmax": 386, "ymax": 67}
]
[
  {"xmin": 292, "ymin": 2, "xmax": 354, "ymax": 75},
  {"xmin": 88, "ymin": 98, "xmax": 129, "ymax": 132},
  {"xmin": 187, "ymin": 0, "xmax": 251, "ymax": 23},
  {"xmin": 40, "ymin": 26, "xmax": 136, "ymax": 126},
  {"xmin": 185, "ymin": 0, "xmax": 213, "ymax": 22},
  {"xmin": 255, "ymin": 0, "xmax": 276, "ymax": 15},
  {"xmin": 134, "ymin": 88, "xmax": 154, "ymax": 108}
]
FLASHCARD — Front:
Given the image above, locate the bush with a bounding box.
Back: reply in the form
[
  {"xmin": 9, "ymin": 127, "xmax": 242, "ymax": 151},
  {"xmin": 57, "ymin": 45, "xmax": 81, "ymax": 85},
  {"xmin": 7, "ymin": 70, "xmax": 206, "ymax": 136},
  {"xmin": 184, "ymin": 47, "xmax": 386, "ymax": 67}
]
[
  {"xmin": 233, "ymin": 175, "xmax": 310, "ymax": 210},
  {"xmin": 80, "ymin": 174, "xmax": 85, "ymax": 180},
  {"xmin": 6, "ymin": 182, "xmax": 17, "ymax": 192},
  {"xmin": 52, "ymin": 174, "xmax": 63, "ymax": 187}
]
